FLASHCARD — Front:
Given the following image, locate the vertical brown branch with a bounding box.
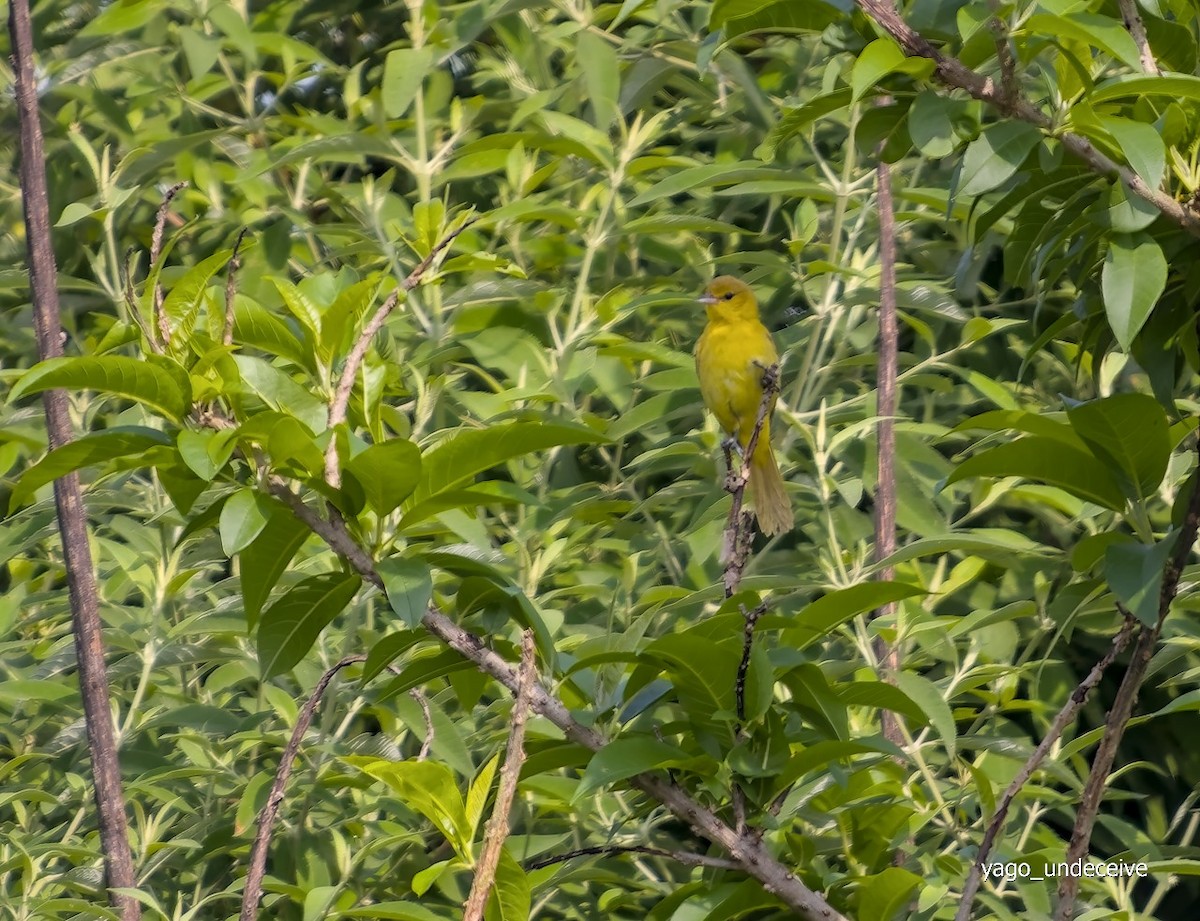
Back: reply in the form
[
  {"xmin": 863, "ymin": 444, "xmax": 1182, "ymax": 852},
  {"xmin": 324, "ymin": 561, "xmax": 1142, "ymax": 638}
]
[
  {"xmin": 222, "ymin": 228, "xmax": 249, "ymax": 347},
  {"xmin": 1055, "ymin": 442, "xmax": 1200, "ymax": 920},
  {"xmin": 956, "ymin": 614, "xmax": 1136, "ymax": 920},
  {"xmin": 872, "ymin": 152, "xmax": 902, "ymax": 747},
  {"xmin": 239, "ymin": 655, "xmax": 366, "ymax": 921},
  {"xmin": 150, "ymin": 182, "xmax": 187, "ymax": 348},
  {"xmin": 1117, "ymin": 0, "xmax": 1160, "ymax": 76},
  {"xmin": 8, "ymin": 1, "xmax": 140, "ymax": 917},
  {"xmin": 463, "ymin": 632, "xmax": 536, "ymax": 921}
]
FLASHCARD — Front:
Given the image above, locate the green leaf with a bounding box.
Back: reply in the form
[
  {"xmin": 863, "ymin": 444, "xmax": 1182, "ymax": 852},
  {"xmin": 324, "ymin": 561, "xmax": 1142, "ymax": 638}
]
[
  {"xmin": 361, "ymin": 630, "xmax": 423, "ymax": 683},
  {"xmin": 575, "ymin": 738, "xmax": 692, "ymax": 800},
  {"xmin": 320, "ymin": 276, "xmax": 386, "ymax": 362},
  {"xmin": 758, "ymin": 89, "xmax": 852, "ymax": 160},
  {"xmin": 1102, "ymin": 233, "xmax": 1167, "ymax": 350},
  {"xmin": 346, "ymin": 757, "xmax": 471, "ymax": 858},
  {"xmin": 859, "ymin": 867, "xmax": 924, "ymax": 921},
  {"xmin": 958, "ymin": 122, "xmax": 1041, "ymax": 196},
  {"xmin": 12, "ymin": 428, "xmax": 170, "ymax": 509},
  {"xmin": 378, "ymin": 557, "xmax": 433, "ymax": 630},
  {"xmin": 240, "ymin": 504, "xmax": 310, "ymax": 629},
  {"xmin": 411, "ymin": 421, "xmax": 608, "ymax": 504},
  {"xmin": 177, "ymin": 428, "xmax": 237, "ymax": 481},
  {"xmin": 1101, "ymin": 117, "xmax": 1165, "ymax": 188},
  {"xmin": 1089, "ymin": 73, "xmax": 1200, "ymax": 104},
  {"xmin": 641, "ymin": 633, "xmax": 734, "ymax": 733},
  {"xmin": 345, "ymin": 438, "xmax": 422, "ymax": 515},
  {"xmin": 383, "ymin": 47, "xmax": 436, "ymax": 118},
  {"xmin": 257, "ymin": 572, "xmax": 361, "ymax": 679},
  {"xmin": 894, "ymin": 671, "xmax": 957, "ymax": 757},
  {"xmin": 629, "ymin": 161, "xmax": 781, "ymax": 206},
  {"xmin": 490, "ymin": 848, "xmax": 531, "ymax": 921},
  {"xmin": 909, "ymin": 90, "xmax": 968, "ymax": 158},
  {"xmin": 780, "ymin": 583, "xmax": 925, "ymax": 651},
  {"xmin": 577, "ymin": 31, "xmax": 619, "ymax": 128},
  {"xmin": 710, "ymin": 0, "xmax": 845, "ymax": 37},
  {"xmin": 1026, "ymin": 12, "xmax": 1143, "ymax": 70},
  {"xmin": 161, "ymin": 251, "xmax": 230, "ymax": 330},
  {"xmin": 268, "ymin": 277, "xmax": 322, "ymax": 339},
  {"xmin": 10, "ymin": 356, "xmax": 190, "ymax": 421},
  {"xmin": 1104, "ymin": 536, "xmax": 1173, "ymax": 626},
  {"xmin": 233, "ymin": 299, "xmax": 309, "ymax": 367},
  {"xmin": 946, "ymin": 437, "xmax": 1126, "ymax": 510},
  {"xmin": 1067, "ymin": 393, "xmax": 1170, "ymax": 500},
  {"xmin": 80, "ymin": 0, "xmax": 159, "ymax": 36},
  {"xmin": 219, "ymin": 488, "xmax": 274, "ymax": 556},
  {"xmin": 851, "ymin": 38, "xmax": 905, "ymax": 103},
  {"xmin": 232, "ymin": 355, "xmax": 326, "ymax": 432}
]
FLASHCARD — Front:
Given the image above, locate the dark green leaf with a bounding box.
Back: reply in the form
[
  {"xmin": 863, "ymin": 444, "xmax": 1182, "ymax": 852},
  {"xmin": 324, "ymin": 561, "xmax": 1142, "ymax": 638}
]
[
  {"xmin": 257, "ymin": 572, "xmax": 361, "ymax": 678},
  {"xmin": 10, "ymin": 356, "xmax": 190, "ymax": 421},
  {"xmin": 378, "ymin": 557, "xmax": 433, "ymax": 630}
]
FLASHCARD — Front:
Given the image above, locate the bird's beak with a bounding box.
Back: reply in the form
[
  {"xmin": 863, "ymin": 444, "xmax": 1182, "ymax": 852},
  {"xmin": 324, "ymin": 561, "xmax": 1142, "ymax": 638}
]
[{"xmin": 698, "ymin": 293, "xmax": 718, "ymax": 305}]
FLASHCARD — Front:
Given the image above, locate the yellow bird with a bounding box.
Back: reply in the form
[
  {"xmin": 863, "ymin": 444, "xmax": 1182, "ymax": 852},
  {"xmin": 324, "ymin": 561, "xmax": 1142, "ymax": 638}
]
[{"xmin": 694, "ymin": 275, "xmax": 793, "ymax": 536}]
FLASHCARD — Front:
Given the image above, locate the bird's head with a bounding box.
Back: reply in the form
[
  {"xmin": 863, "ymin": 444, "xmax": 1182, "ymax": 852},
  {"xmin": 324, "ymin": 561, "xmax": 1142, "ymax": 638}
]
[{"xmin": 699, "ymin": 275, "xmax": 759, "ymax": 322}]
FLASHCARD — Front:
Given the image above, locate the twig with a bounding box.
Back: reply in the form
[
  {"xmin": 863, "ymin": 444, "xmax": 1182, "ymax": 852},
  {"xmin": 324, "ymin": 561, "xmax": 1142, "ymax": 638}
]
[
  {"xmin": 324, "ymin": 218, "xmax": 476, "ymax": 488},
  {"xmin": 872, "ymin": 150, "xmax": 903, "ymax": 747},
  {"xmin": 463, "ymin": 632, "xmax": 536, "ymax": 921},
  {"xmin": 9, "ymin": 1, "xmax": 140, "ymax": 918},
  {"xmin": 252, "ymin": 477, "xmax": 847, "ymax": 920},
  {"xmin": 239, "ymin": 654, "xmax": 366, "ymax": 921},
  {"xmin": 223, "ymin": 228, "xmax": 249, "ymax": 347},
  {"xmin": 720, "ymin": 364, "xmax": 781, "ymax": 596},
  {"xmin": 1117, "ymin": 0, "xmax": 1160, "ymax": 76},
  {"xmin": 410, "ymin": 688, "xmax": 434, "ymax": 760},
  {"xmin": 854, "ymin": 0, "xmax": 1200, "ymax": 235},
  {"xmin": 987, "ymin": 0, "xmax": 1017, "ymax": 104},
  {"xmin": 524, "ymin": 844, "xmax": 741, "ymax": 872},
  {"xmin": 151, "ymin": 181, "xmax": 187, "ymax": 348},
  {"xmin": 956, "ymin": 614, "xmax": 1136, "ymax": 920},
  {"xmin": 735, "ymin": 600, "xmax": 769, "ymax": 724},
  {"xmin": 1055, "ymin": 439, "xmax": 1200, "ymax": 920}
]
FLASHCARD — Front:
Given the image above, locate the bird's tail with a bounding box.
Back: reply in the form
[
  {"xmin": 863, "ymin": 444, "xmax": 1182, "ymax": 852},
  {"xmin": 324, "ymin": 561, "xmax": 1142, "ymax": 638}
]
[{"xmin": 748, "ymin": 437, "xmax": 793, "ymax": 537}]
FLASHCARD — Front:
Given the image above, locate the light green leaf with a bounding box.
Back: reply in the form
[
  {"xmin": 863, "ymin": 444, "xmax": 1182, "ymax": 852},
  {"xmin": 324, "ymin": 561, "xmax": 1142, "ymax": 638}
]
[
  {"xmin": 851, "ymin": 38, "xmax": 905, "ymax": 102},
  {"xmin": 577, "ymin": 31, "xmax": 620, "ymax": 128},
  {"xmin": 1026, "ymin": 12, "xmax": 1143, "ymax": 70},
  {"xmin": 378, "ymin": 556, "xmax": 433, "ymax": 630},
  {"xmin": 1102, "ymin": 233, "xmax": 1167, "ymax": 349},
  {"xmin": 10, "ymin": 356, "xmax": 190, "ymax": 421},
  {"xmin": 346, "ymin": 757, "xmax": 471, "ymax": 858},
  {"xmin": 346, "ymin": 438, "xmax": 422, "ymax": 516},
  {"xmin": 219, "ymin": 488, "xmax": 274, "ymax": 556},
  {"xmin": 1101, "ymin": 117, "xmax": 1165, "ymax": 187},
  {"xmin": 12, "ymin": 428, "xmax": 170, "ymax": 509},
  {"xmin": 411, "ymin": 421, "xmax": 608, "ymax": 504},
  {"xmin": 383, "ymin": 47, "xmax": 436, "ymax": 118},
  {"xmin": 894, "ymin": 671, "xmax": 956, "ymax": 757},
  {"xmin": 859, "ymin": 867, "xmax": 925, "ymax": 921}
]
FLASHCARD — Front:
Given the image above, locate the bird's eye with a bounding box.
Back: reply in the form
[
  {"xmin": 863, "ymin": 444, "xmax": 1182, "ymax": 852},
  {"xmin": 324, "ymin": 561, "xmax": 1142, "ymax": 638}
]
[{"xmin": 723, "ymin": 292, "xmax": 734, "ymax": 301}]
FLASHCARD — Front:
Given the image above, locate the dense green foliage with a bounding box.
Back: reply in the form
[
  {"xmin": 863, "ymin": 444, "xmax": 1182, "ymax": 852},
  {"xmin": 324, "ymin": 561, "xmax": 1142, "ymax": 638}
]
[{"xmin": 4, "ymin": 0, "xmax": 1200, "ymax": 918}]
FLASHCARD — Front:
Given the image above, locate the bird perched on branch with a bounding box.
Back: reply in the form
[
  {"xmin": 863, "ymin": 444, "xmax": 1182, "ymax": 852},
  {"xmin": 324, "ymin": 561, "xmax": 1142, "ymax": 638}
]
[{"xmin": 694, "ymin": 275, "xmax": 793, "ymax": 536}]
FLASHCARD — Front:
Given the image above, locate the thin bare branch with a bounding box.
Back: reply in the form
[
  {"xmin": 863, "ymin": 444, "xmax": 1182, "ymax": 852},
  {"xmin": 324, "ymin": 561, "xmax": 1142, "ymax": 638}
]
[
  {"xmin": 957, "ymin": 614, "xmax": 1136, "ymax": 920},
  {"xmin": 987, "ymin": 0, "xmax": 1017, "ymax": 104},
  {"xmin": 1118, "ymin": 0, "xmax": 1160, "ymax": 76},
  {"xmin": 872, "ymin": 151, "xmax": 902, "ymax": 747},
  {"xmin": 150, "ymin": 181, "xmax": 187, "ymax": 347},
  {"xmin": 324, "ymin": 218, "xmax": 477, "ymax": 488},
  {"xmin": 223, "ymin": 228, "xmax": 249, "ymax": 347},
  {"xmin": 721, "ymin": 363, "xmax": 781, "ymax": 596},
  {"xmin": 464, "ymin": 632, "xmax": 536, "ymax": 921},
  {"xmin": 410, "ymin": 688, "xmax": 434, "ymax": 760},
  {"xmin": 1055, "ymin": 439, "xmax": 1200, "ymax": 920},
  {"xmin": 525, "ymin": 844, "xmax": 741, "ymax": 872},
  {"xmin": 854, "ymin": 0, "xmax": 1200, "ymax": 234},
  {"xmin": 9, "ymin": 0, "xmax": 140, "ymax": 916},
  {"xmin": 239, "ymin": 655, "xmax": 366, "ymax": 921}
]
